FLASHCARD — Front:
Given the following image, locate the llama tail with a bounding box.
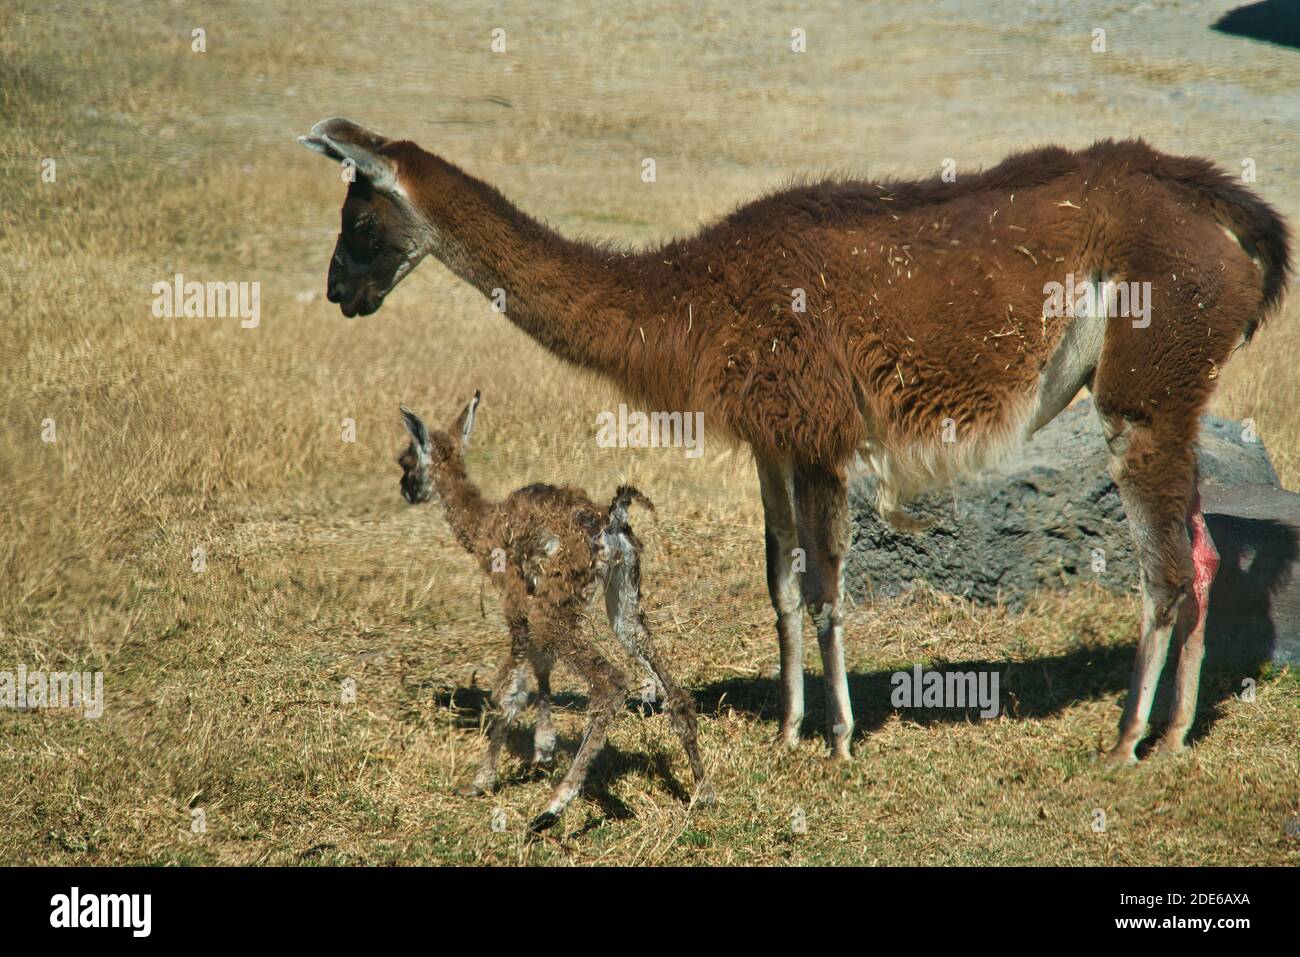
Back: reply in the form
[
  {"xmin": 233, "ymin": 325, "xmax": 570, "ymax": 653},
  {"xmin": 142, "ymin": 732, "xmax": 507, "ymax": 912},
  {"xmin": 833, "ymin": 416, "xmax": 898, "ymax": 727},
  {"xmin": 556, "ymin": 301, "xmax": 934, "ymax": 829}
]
[
  {"xmin": 606, "ymin": 485, "xmax": 655, "ymax": 532},
  {"xmin": 1151, "ymin": 155, "xmax": 1291, "ymax": 340}
]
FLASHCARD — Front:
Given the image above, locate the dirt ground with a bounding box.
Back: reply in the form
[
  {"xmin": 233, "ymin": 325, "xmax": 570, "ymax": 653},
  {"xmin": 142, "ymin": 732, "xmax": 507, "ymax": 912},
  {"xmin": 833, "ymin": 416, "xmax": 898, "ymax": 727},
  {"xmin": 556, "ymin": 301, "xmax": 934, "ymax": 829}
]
[{"xmin": 1, "ymin": 0, "xmax": 1297, "ymax": 864}]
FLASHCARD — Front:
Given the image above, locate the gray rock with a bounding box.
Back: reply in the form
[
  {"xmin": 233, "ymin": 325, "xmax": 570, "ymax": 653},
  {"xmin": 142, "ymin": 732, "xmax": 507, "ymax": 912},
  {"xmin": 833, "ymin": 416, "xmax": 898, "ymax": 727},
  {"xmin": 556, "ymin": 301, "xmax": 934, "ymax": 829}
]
[{"xmin": 846, "ymin": 398, "xmax": 1278, "ymax": 608}]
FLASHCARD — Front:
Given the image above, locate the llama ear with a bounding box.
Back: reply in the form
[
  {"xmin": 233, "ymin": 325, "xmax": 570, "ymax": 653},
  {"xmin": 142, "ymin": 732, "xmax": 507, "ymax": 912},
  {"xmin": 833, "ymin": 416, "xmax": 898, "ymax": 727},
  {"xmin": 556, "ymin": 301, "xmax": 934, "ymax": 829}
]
[
  {"xmin": 299, "ymin": 117, "xmax": 403, "ymax": 196},
  {"xmin": 399, "ymin": 405, "xmax": 430, "ymax": 449},
  {"xmin": 453, "ymin": 390, "xmax": 481, "ymax": 450}
]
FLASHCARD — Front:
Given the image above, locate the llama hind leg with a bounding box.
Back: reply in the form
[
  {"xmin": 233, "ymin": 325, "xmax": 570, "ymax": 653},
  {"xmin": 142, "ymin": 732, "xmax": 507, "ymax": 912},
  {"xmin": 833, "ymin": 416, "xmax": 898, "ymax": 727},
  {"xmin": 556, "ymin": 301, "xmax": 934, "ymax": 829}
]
[
  {"xmin": 633, "ymin": 638, "xmax": 713, "ymax": 805},
  {"xmin": 1100, "ymin": 415, "xmax": 1196, "ymax": 765},
  {"xmin": 529, "ymin": 622, "xmax": 629, "ymax": 833},
  {"xmin": 604, "ymin": 550, "xmax": 713, "ymax": 804},
  {"xmin": 1093, "ymin": 264, "xmax": 1242, "ymax": 761},
  {"xmin": 794, "ymin": 464, "xmax": 853, "ymax": 760},
  {"xmin": 529, "ymin": 649, "xmax": 557, "ymax": 766},
  {"xmin": 1155, "ymin": 492, "xmax": 1219, "ymax": 754},
  {"xmin": 757, "ymin": 458, "xmax": 806, "ymax": 747}
]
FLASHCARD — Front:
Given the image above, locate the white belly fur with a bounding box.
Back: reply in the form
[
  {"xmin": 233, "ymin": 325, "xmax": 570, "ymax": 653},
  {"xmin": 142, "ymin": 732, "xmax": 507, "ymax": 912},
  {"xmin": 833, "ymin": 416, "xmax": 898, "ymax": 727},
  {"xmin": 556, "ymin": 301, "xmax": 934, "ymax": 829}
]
[{"xmin": 854, "ymin": 297, "xmax": 1107, "ymax": 527}]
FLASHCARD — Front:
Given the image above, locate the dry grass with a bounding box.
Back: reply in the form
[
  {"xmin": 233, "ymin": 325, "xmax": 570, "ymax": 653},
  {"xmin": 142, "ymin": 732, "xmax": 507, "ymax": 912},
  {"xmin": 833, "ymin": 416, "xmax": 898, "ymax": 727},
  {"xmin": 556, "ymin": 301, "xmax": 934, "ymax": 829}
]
[{"xmin": 1, "ymin": 0, "xmax": 1297, "ymax": 865}]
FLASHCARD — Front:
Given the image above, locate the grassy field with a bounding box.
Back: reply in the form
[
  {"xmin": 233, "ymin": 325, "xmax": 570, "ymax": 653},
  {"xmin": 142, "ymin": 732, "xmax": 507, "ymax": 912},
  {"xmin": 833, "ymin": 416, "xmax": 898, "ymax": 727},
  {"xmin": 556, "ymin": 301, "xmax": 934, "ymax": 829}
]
[{"xmin": 1, "ymin": 0, "xmax": 1297, "ymax": 865}]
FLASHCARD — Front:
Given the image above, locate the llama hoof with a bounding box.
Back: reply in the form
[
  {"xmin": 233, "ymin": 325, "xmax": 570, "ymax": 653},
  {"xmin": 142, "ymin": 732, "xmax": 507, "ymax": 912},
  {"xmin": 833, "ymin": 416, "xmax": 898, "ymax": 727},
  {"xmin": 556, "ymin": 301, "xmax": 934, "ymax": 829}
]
[
  {"xmin": 771, "ymin": 728, "xmax": 802, "ymax": 749},
  {"xmin": 828, "ymin": 736, "xmax": 853, "ymax": 761},
  {"xmin": 455, "ymin": 784, "xmax": 488, "ymax": 798},
  {"xmin": 524, "ymin": 760, "xmax": 554, "ymax": 782},
  {"xmin": 1154, "ymin": 735, "xmax": 1189, "ymax": 756},
  {"xmin": 1101, "ymin": 745, "xmax": 1138, "ymax": 767},
  {"xmin": 528, "ymin": 810, "xmax": 561, "ymax": 834},
  {"xmin": 693, "ymin": 782, "xmax": 717, "ymax": 807}
]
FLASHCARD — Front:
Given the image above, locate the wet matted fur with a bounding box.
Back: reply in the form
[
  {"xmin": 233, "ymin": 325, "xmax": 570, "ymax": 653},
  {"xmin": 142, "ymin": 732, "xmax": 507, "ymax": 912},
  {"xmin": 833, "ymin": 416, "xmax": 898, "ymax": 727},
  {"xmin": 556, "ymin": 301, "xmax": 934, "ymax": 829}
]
[{"xmin": 397, "ymin": 393, "xmax": 713, "ymax": 832}]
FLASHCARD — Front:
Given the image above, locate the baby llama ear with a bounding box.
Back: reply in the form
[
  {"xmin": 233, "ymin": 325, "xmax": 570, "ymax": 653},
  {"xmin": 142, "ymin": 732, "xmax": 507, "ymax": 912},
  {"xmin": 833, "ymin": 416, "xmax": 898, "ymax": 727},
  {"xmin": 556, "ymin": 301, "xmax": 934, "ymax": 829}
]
[
  {"xmin": 454, "ymin": 390, "xmax": 481, "ymax": 451},
  {"xmin": 399, "ymin": 405, "xmax": 430, "ymax": 449},
  {"xmin": 298, "ymin": 117, "xmax": 403, "ymax": 196}
]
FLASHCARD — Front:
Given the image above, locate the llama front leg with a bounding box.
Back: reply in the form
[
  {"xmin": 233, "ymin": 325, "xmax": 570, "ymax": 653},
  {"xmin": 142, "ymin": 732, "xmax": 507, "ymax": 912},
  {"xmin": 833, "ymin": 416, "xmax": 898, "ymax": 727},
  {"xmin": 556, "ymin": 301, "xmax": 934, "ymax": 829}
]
[
  {"xmin": 1155, "ymin": 492, "xmax": 1219, "ymax": 754},
  {"xmin": 458, "ymin": 620, "xmax": 531, "ymax": 797},
  {"xmin": 794, "ymin": 464, "xmax": 854, "ymax": 760},
  {"xmin": 757, "ymin": 458, "xmax": 806, "ymax": 747}
]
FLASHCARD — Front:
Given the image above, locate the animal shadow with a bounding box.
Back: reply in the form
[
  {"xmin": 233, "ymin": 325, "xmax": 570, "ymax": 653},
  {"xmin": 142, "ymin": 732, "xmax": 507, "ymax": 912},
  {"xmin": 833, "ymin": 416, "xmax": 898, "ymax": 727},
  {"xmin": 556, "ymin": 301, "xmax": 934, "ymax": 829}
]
[
  {"xmin": 697, "ymin": 625, "xmax": 1273, "ymax": 749},
  {"xmin": 1200, "ymin": 512, "xmax": 1297, "ymax": 676},
  {"xmin": 1213, "ymin": 0, "xmax": 1300, "ymax": 50},
  {"xmin": 697, "ymin": 643, "xmax": 1139, "ymax": 741},
  {"xmin": 428, "ymin": 682, "xmax": 693, "ymax": 822}
]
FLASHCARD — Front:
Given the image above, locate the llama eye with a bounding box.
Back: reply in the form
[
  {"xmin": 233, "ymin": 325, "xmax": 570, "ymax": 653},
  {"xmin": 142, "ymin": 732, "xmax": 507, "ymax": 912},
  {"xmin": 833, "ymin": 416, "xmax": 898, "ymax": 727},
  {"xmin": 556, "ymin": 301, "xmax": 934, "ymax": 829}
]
[{"xmin": 346, "ymin": 216, "xmax": 381, "ymax": 256}]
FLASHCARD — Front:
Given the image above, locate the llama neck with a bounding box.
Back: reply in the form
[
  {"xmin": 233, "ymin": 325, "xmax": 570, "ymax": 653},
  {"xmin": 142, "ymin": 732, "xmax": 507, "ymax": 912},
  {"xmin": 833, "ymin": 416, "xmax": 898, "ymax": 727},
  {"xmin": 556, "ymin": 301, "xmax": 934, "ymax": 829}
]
[
  {"xmin": 433, "ymin": 461, "xmax": 491, "ymax": 557},
  {"xmin": 413, "ymin": 156, "xmax": 687, "ymax": 407}
]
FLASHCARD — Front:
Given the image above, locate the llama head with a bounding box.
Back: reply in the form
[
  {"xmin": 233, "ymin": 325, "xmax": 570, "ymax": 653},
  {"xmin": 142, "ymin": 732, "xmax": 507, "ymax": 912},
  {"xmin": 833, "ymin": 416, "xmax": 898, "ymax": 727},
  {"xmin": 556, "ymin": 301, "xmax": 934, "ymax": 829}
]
[
  {"xmin": 299, "ymin": 117, "xmax": 433, "ymax": 317},
  {"xmin": 397, "ymin": 391, "xmax": 481, "ymax": 505}
]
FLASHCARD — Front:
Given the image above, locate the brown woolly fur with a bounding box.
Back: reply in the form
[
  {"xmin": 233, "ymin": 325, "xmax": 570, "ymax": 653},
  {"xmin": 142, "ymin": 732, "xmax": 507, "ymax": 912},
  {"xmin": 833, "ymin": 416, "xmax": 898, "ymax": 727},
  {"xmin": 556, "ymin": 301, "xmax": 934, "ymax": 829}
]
[
  {"xmin": 397, "ymin": 394, "xmax": 712, "ymax": 833},
  {"xmin": 305, "ymin": 121, "xmax": 1289, "ymax": 765},
  {"xmin": 305, "ymin": 127, "xmax": 1288, "ymax": 479}
]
